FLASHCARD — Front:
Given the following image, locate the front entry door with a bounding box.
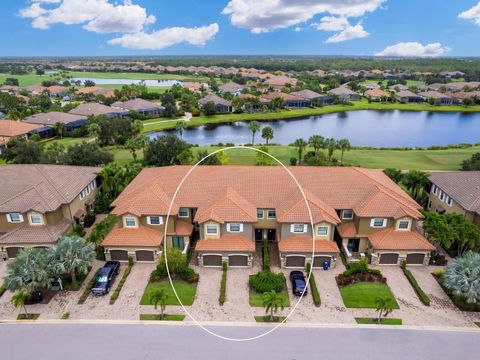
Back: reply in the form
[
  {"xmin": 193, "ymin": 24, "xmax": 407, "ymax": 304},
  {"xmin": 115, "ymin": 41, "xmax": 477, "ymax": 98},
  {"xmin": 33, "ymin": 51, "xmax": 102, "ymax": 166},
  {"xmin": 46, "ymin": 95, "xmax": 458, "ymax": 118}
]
[
  {"xmin": 347, "ymin": 238, "xmax": 360, "ymax": 253},
  {"xmin": 267, "ymin": 229, "xmax": 276, "ymax": 242},
  {"xmin": 255, "ymin": 229, "xmax": 277, "ymax": 242},
  {"xmin": 255, "ymin": 229, "xmax": 263, "ymax": 242}
]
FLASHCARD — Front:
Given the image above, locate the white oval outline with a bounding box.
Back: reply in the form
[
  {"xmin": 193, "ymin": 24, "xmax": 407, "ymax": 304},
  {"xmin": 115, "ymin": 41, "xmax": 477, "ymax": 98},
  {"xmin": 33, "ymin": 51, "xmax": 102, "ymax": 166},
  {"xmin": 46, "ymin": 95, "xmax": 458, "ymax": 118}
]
[{"xmin": 163, "ymin": 146, "xmax": 317, "ymax": 342}]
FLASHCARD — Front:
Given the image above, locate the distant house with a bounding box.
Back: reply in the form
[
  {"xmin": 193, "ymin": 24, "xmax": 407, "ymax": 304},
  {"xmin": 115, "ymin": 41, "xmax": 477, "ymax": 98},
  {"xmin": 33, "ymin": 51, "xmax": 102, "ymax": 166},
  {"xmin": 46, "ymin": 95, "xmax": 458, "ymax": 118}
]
[
  {"xmin": 264, "ymin": 76, "xmax": 298, "ymax": 91},
  {"xmin": 0, "ymin": 120, "xmax": 51, "ymax": 146},
  {"xmin": 182, "ymin": 82, "xmax": 206, "ymax": 94},
  {"xmin": 388, "ymin": 84, "xmax": 409, "ymax": 93},
  {"xmin": 364, "ymin": 83, "xmax": 381, "ymax": 90},
  {"xmin": 23, "ymin": 112, "xmax": 87, "ymax": 132},
  {"xmin": 446, "ymin": 92, "xmax": 477, "ymax": 104},
  {"xmin": 23, "ymin": 85, "xmax": 47, "ymax": 96},
  {"xmin": 365, "ymin": 89, "xmax": 391, "ymax": 102},
  {"xmin": 46, "ymin": 85, "xmax": 68, "ymax": 98},
  {"xmin": 112, "ymin": 99, "xmax": 164, "ymax": 117},
  {"xmin": 198, "ymin": 94, "xmax": 232, "ymax": 113},
  {"xmin": 291, "ymin": 89, "xmax": 334, "ymax": 106},
  {"xmin": 396, "ymin": 90, "xmax": 424, "ymax": 104},
  {"xmin": 328, "ymin": 86, "xmax": 362, "ymax": 101},
  {"xmin": 218, "ymin": 81, "xmax": 246, "ymax": 96},
  {"xmin": 418, "ymin": 91, "xmax": 458, "ymax": 105},
  {"xmin": 69, "ymin": 103, "xmax": 130, "ymax": 118},
  {"xmin": 0, "ymin": 85, "xmax": 19, "ymax": 94},
  {"xmin": 74, "ymin": 86, "xmax": 115, "ymax": 98},
  {"xmin": 262, "ymin": 92, "xmax": 310, "ymax": 109},
  {"xmin": 439, "ymin": 71, "xmax": 465, "ymax": 79}
]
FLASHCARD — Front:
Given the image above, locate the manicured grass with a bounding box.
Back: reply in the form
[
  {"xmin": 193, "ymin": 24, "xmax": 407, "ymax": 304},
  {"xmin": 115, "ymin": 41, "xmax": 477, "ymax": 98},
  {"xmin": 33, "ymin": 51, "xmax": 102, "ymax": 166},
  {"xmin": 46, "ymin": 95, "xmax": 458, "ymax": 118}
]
[
  {"xmin": 355, "ymin": 317, "xmax": 402, "ymax": 325},
  {"xmin": 66, "ymin": 71, "xmax": 212, "ymax": 83},
  {"xmin": 255, "ymin": 316, "xmax": 287, "ymax": 323},
  {"xmin": 0, "ymin": 73, "xmax": 54, "ymax": 86},
  {"xmin": 339, "ymin": 282, "xmax": 399, "ymax": 309},
  {"xmin": 249, "ymin": 290, "xmax": 290, "ymax": 307},
  {"xmin": 105, "ymin": 146, "xmax": 143, "ymax": 166},
  {"xmin": 140, "ymin": 280, "xmax": 196, "ymax": 306},
  {"xmin": 109, "ymin": 262, "xmax": 133, "ymax": 305},
  {"xmin": 475, "ymin": 322, "xmax": 480, "ymax": 328},
  {"xmin": 140, "ymin": 314, "xmax": 186, "ymax": 321},
  {"xmin": 42, "ymin": 137, "xmax": 93, "ymax": 147},
  {"xmin": 17, "ymin": 313, "xmax": 40, "ymax": 320}
]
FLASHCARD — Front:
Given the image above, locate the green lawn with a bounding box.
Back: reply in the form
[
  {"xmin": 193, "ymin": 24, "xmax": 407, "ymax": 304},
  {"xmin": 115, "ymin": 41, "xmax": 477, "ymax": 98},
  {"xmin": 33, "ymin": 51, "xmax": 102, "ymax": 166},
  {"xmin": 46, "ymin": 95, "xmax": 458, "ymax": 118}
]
[
  {"xmin": 17, "ymin": 313, "xmax": 40, "ymax": 320},
  {"xmin": 140, "ymin": 314, "xmax": 185, "ymax": 321},
  {"xmin": 140, "ymin": 280, "xmax": 196, "ymax": 306},
  {"xmin": 97, "ymin": 84, "xmax": 170, "ymax": 94},
  {"xmin": 105, "ymin": 146, "xmax": 143, "ymax": 166},
  {"xmin": 355, "ymin": 317, "xmax": 402, "ymax": 325},
  {"xmin": 66, "ymin": 71, "xmax": 212, "ymax": 83},
  {"xmin": 0, "ymin": 73, "xmax": 54, "ymax": 86},
  {"xmin": 42, "ymin": 137, "xmax": 93, "ymax": 147},
  {"xmin": 339, "ymin": 282, "xmax": 399, "ymax": 309},
  {"xmin": 255, "ymin": 316, "xmax": 287, "ymax": 323},
  {"xmin": 249, "ymin": 290, "xmax": 291, "ymax": 307}
]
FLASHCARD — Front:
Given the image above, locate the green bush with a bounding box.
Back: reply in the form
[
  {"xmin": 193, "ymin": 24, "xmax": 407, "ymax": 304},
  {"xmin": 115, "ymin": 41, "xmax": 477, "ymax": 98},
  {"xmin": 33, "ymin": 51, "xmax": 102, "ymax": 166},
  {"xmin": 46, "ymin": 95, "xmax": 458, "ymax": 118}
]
[
  {"xmin": 150, "ymin": 248, "xmax": 199, "ymax": 283},
  {"xmin": 87, "ymin": 215, "xmax": 116, "ymax": 244},
  {"xmin": 110, "ymin": 262, "xmax": 134, "ymax": 305},
  {"xmin": 83, "ymin": 212, "xmax": 96, "ymax": 228},
  {"xmin": 262, "ymin": 239, "xmax": 270, "ymax": 271},
  {"xmin": 249, "ymin": 271, "xmax": 285, "ymax": 293},
  {"xmin": 402, "ymin": 261, "xmax": 430, "ymax": 305},
  {"xmin": 306, "ymin": 263, "xmax": 321, "ymax": 306},
  {"xmin": 0, "ymin": 285, "xmax": 6, "ymax": 298},
  {"xmin": 219, "ymin": 262, "xmax": 227, "ymax": 305},
  {"xmin": 343, "ymin": 259, "xmax": 381, "ymax": 277}
]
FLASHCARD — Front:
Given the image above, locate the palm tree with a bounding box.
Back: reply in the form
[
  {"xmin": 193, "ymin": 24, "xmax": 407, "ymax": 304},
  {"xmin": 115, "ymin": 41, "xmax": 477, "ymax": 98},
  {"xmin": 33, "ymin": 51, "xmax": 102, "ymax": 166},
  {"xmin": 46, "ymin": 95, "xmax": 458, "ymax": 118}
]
[
  {"xmin": 308, "ymin": 135, "xmax": 325, "ymax": 155},
  {"xmin": 248, "ymin": 121, "xmax": 260, "ymax": 145},
  {"xmin": 293, "ymin": 138, "xmax": 308, "ymax": 164},
  {"xmin": 99, "ymin": 163, "xmax": 124, "ymax": 198},
  {"xmin": 324, "ymin": 137, "xmax": 338, "ymax": 162},
  {"xmin": 11, "ymin": 290, "xmax": 30, "ymax": 319},
  {"xmin": 150, "ymin": 288, "xmax": 168, "ymax": 319},
  {"xmin": 261, "ymin": 126, "xmax": 274, "ymax": 145},
  {"xmin": 444, "ymin": 251, "xmax": 480, "ymax": 304},
  {"xmin": 52, "ymin": 236, "xmax": 95, "ymax": 284},
  {"xmin": 337, "ymin": 139, "xmax": 351, "ymax": 163},
  {"xmin": 375, "ymin": 296, "xmax": 393, "ymax": 323},
  {"xmin": 262, "ymin": 290, "xmax": 285, "ymax": 322},
  {"xmin": 87, "ymin": 123, "xmax": 101, "ymax": 142},
  {"xmin": 402, "ymin": 170, "xmax": 430, "ymax": 200},
  {"xmin": 131, "ymin": 120, "xmax": 143, "ymax": 137},
  {"xmin": 54, "ymin": 122, "xmax": 67, "ymax": 139},
  {"xmin": 175, "ymin": 121, "xmax": 186, "ymax": 138}
]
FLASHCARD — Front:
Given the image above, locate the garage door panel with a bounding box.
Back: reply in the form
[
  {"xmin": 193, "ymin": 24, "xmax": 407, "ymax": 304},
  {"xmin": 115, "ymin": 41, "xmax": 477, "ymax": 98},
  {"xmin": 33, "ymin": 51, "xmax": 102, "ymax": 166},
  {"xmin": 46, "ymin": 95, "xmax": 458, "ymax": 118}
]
[
  {"xmin": 313, "ymin": 256, "xmax": 331, "ymax": 268},
  {"xmin": 228, "ymin": 255, "xmax": 248, "ymax": 267},
  {"xmin": 203, "ymin": 254, "xmax": 222, "ymax": 267},
  {"xmin": 110, "ymin": 250, "xmax": 129, "ymax": 261},
  {"xmin": 406, "ymin": 253, "xmax": 425, "ymax": 265},
  {"xmin": 6, "ymin": 247, "xmax": 23, "ymax": 258},
  {"xmin": 379, "ymin": 253, "xmax": 399, "ymax": 264},
  {"xmin": 285, "ymin": 256, "xmax": 305, "ymax": 268},
  {"xmin": 136, "ymin": 250, "xmax": 154, "ymax": 262}
]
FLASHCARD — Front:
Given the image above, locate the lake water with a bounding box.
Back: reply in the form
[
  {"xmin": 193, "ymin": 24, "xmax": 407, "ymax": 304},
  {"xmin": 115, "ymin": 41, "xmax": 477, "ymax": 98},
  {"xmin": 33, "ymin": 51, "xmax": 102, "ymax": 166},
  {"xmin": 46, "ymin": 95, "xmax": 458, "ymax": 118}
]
[
  {"xmin": 150, "ymin": 110, "xmax": 480, "ymax": 147},
  {"xmin": 70, "ymin": 77, "xmax": 181, "ymax": 87}
]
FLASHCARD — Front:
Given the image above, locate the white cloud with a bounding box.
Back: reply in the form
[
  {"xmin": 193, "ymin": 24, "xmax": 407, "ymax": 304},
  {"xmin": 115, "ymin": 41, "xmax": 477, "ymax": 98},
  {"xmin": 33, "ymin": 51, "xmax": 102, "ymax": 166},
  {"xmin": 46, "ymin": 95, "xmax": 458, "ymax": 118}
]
[
  {"xmin": 375, "ymin": 42, "xmax": 451, "ymax": 57},
  {"xmin": 294, "ymin": 27, "xmax": 302, "ymax": 32},
  {"xmin": 315, "ymin": 16, "xmax": 350, "ymax": 31},
  {"xmin": 326, "ymin": 23, "xmax": 368, "ymax": 43},
  {"xmin": 107, "ymin": 23, "xmax": 219, "ymax": 50},
  {"xmin": 222, "ymin": 0, "xmax": 385, "ymax": 33},
  {"xmin": 459, "ymin": 2, "xmax": 480, "ymax": 25}
]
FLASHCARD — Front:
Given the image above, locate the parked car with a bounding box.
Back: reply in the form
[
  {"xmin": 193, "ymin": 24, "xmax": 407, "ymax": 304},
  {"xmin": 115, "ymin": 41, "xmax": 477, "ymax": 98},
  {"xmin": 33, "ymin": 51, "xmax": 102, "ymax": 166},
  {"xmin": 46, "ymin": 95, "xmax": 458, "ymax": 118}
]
[
  {"xmin": 104, "ymin": 260, "xmax": 121, "ymax": 275},
  {"xmin": 91, "ymin": 265, "xmax": 119, "ymax": 296},
  {"xmin": 290, "ymin": 271, "xmax": 308, "ymax": 297}
]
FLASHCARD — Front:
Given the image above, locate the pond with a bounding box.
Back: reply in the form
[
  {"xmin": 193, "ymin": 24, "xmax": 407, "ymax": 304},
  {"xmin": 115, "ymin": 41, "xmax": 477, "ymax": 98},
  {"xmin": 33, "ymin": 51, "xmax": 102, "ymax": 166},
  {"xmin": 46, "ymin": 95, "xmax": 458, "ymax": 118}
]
[
  {"xmin": 150, "ymin": 110, "xmax": 480, "ymax": 147},
  {"xmin": 70, "ymin": 77, "xmax": 181, "ymax": 87}
]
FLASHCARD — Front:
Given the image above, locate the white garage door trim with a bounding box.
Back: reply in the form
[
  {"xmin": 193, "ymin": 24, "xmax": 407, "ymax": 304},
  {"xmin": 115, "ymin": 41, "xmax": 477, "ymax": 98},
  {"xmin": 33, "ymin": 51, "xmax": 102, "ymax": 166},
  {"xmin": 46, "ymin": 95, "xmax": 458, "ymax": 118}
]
[
  {"xmin": 202, "ymin": 253, "xmax": 223, "ymax": 268},
  {"xmin": 228, "ymin": 254, "xmax": 249, "ymax": 268},
  {"xmin": 285, "ymin": 254, "xmax": 306, "ymax": 268}
]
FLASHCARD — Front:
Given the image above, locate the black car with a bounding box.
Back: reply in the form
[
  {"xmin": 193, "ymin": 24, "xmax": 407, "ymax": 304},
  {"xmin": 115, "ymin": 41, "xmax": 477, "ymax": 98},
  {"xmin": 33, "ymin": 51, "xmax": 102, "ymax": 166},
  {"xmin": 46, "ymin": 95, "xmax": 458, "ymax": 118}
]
[
  {"xmin": 290, "ymin": 271, "xmax": 308, "ymax": 297},
  {"xmin": 91, "ymin": 266, "xmax": 117, "ymax": 296},
  {"xmin": 104, "ymin": 260, "xmax": 121, "ymax": 275}
]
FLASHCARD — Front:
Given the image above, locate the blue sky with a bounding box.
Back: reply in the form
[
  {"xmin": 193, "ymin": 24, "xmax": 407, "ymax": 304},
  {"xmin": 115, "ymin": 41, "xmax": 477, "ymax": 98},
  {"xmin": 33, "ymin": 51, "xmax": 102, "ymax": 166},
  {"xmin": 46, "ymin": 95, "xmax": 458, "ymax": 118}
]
[{"xmin": 1, "ymin": 0, "xmax": 480, "ymax": 57}]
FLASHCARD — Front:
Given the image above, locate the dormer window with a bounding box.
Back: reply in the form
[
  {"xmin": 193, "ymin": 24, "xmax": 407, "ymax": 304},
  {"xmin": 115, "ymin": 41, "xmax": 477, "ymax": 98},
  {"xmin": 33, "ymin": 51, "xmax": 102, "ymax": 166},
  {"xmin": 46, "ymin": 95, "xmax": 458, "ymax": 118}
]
[
  {"xmin": 342, "ymin": 210, "xmax": 354, "ymax": 219},
  {"xmin": 206, "ymin": 223, "xmax": 219, "ymax": 235},
  {"xmin": 178, "ymin": 208, "xmax": 189, "ymax": 218},
  {"xmin": 29, "ymin": 213, "xmax": 43, "ymax": 225},
  {"xmin": 124, "ymin": 216, "xmax": 137, "ymax": 228},
  {"xmin": 397, "ymin": 218, "xmax": 411, "ymax": 231},
  {"xmin": 7, "ymin": 213, "xmax": 23, "ymax": 223},
  {"xmin": 147, "ymin": 216, "xmax": 163, "ymax": 225},
  {"xmin": 317, "ymin": 225, "xmax": 329, "ymax": 236},
  {"xmin": 371, "ymin": 218, "xmax": 387, "ymax": 228}
]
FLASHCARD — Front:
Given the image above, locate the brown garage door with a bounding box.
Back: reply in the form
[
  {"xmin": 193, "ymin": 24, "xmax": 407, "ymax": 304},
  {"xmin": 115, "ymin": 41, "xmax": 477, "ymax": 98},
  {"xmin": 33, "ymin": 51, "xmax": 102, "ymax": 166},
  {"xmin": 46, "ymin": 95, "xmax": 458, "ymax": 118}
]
[
  {"xmin": 110, "ymin": 250, "xmax": 129, "ymax": 261},
  {"xmin": 136, "ymin": 250, "xmax": 154, "ymax": 262},
  {"xmin": 379, "ymin": 253, "xmax": 399, "ymax": 265},
  {"xmin": 285, "ymin": 256, "xmax": 306, "ymax": 268},
  {"xmin": 313, "ymin": 256, "xmax": 331, "ymax": 268},
  {"xmin": 228, "ymin": 255, "xmax": 248, "ymax": 267},
  {"xmin": 6, "ymin": 247, "xmax": 23, "ymax": 258},
  {"xmin": 203, "ymin": 254, "xmax": 222, "ymax": 267},
  {"xmin": 406, "ymin": 253, "xmax": 425, "ymax": 265}
]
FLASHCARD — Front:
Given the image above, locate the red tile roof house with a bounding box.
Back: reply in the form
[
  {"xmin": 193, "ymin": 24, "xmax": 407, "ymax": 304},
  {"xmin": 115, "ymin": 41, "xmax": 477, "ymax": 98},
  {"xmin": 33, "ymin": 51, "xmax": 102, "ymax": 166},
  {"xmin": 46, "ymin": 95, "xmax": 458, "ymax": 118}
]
[
  {"xmin": 364, "ymin": 89, "xmax": 392, "ymax": 102},
  {"xmin": 112, "ymin": 99, "xmax": 165, "ymax": 118},
  {"xmin": 102, "ymin": 166, "xmax": 434, "ymax": 267},
  {"xmin": 0, "ymin": 165, "xmax": 100, "ymax": 259},
  {"xmin": 0, "ymin": 120, "xmax": 49, "ymax": 144},
  {"xmin": 198, "ymin": 94, "xmax": 233, "ymax": 113}
]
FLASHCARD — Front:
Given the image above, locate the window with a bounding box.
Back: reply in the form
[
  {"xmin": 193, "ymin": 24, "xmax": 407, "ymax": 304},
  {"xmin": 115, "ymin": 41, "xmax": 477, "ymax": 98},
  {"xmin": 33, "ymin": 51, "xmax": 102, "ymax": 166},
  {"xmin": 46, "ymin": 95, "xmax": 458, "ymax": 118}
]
[
  {"xmin": 397, "ymin": 219, "xmax": 410, "ymax": 230},
  {"xmin": 7, "ymin": 213, "xmax": 23, "ymax": 223},
  {"xmin": 227, "ymin": 223, "xmax": 242, "ymax": 232},
  {"xmin": 30, "ymin": 214, "xmax": 42, "ymax": 225},
  {"xmin": 267, "ymin": 209, "xmax": 276, "ymax": 219},
  {"xmin": 172, "ymin": 236, "xmax": 185, "ymax": 249},
  {"xmin": 178, "ymin": 208, "xmax": 189, "ymax": 218},
  {"xmin": 446, "ymin": 197, "xmax": 453, "ymax": 207},
  {"xmin": 124, "ymin": 216, "xmax": 137, "ymax": 227},
  {"xmin": 371, "ymin": 218, "xmax": 386, "ymax": 228},
  {"xmin": 317, "ymin": 225, "xmax": 329, "ymax": 236},
  {"xmin": 291, "ymin": 224, "xmax": 306, "ymax": 233},
  {"xmin": 257, "ymin": 209, "xmax": 264, "ymax": 219},
  {"xmin": 342, "ymin": 210, "xmax": 354, "ymax": 219},
  {"xmin": 439, "ymin": 191, "xmax": 445, "ymax": 201},
  {"xmin": 431, "ymin": 185, "xmax": 437, "ymax": 195},
  {"xmin": 147, "ymin": 216, "xmax": 163, "ymax": 225},
  {"xmin": 206, "ymin": 224, "xmax": 218, "ymax": 235}
]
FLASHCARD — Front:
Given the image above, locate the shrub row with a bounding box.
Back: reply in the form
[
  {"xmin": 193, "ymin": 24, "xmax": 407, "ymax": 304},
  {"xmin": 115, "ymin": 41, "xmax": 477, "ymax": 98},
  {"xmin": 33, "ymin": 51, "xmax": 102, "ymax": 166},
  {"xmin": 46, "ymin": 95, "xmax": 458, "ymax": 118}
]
[
  {"xmin": 432, "ymin": 270, "xmax": 480, "ymax": 312},
  {"xmin": 87, "ymin": 215, "xmax": 116, "ymax": 244},
  {"xmin": 110, "ymin": 258, "xmax": 134, "ymax": 305},
  {"xmin": 262, "ymin": 239, "xmax": 270, "ymax": 271},
  {"xmin": 401, "ymin": 261, "xmax": 430, "ymax": 306},
  {"xmin": 78, "ymin": 269, "xmax": 100, "ymax": 304},
  {"xmin": 306, "ymin": 263, "xmax": 321, "ymax": 307},
  {"xmin": 249, "ymin": 271, "xmax": 285, "ymax": 293},
  {"xmin": 219, "ymin": 262, "xmax": 227, "ymax": 305},
  {"xmin": 0, "ymin": 285, "xmax": 6, "ymax": 298},
  {"xmin": 343, "ymin": 259, "xmax": 381, "ymax": 277}
]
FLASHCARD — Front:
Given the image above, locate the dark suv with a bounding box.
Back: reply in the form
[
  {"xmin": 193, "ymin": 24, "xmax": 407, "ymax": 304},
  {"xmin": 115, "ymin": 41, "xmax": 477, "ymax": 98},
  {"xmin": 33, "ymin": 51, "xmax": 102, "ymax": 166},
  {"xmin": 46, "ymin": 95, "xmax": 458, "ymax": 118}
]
[
  {"xmin": 290, "ymin": 271, "xmax": 308, "ymax": 297},
  {"xmin": 91, "ymin": 261, "xmax": 120, "ymax": 296}
]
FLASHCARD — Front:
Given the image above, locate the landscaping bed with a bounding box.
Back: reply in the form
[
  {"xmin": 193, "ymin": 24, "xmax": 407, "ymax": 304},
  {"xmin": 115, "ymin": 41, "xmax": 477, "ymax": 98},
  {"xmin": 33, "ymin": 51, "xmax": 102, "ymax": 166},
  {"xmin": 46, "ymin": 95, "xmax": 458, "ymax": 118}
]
[
  {"xmin": 110, "ymin": 259, "xmax": 133, "ymax": 305},
  {"xmin": 255, "ymin": 316, "xmax": 286, "ymax": 323},
  {"xmin": 249, "ymin": 290, "xmax": 290, "ymax": 307},
  {"xmin": 0, "ymin": 285, "xmax": 6, "ymax": 298},
  {"xmin": 140, "ymin": 314, "xmax": 185, "ymax": 321},
  {"xmin": 140, "ymin": 280, "xmax": 196, "ymax": 306},
  {"xmin": 248, "ymin": 271, "xmax": 290, "ymax": 307},
  {"xmin": 355, "ymin": 317, "xmax": 402, "ymax": 325},
  {"xmin": 340, "ymin": 282, "xmax": 399, "ymax": 309},
  {"xmin": 432, "ymin": 271, "xmax": 480, "ymax": 312},
  {"xmin": 78, "ymin": 269, "xmax": 100, "ymax": 304},
  {"xmin": 401, "ymin": 262, "xmax": 430, "ymax": 306},
  {"xmin": 17, "ymin": 314, "xmax": 40, "ymax": 320}
]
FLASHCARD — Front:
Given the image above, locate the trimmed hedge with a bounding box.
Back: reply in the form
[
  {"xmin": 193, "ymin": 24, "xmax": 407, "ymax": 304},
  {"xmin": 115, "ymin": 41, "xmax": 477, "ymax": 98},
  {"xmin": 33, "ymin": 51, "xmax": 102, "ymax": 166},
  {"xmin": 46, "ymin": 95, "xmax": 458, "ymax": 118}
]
[
  {"xmin": 249, "ymin": 271, "xmax": 285, "ymax": 293},
  {"xmin": 401, "ymin": 261, "xmax": 430, "ymax": 306},
  {"xmin": 78, "ymin": 269, "xmax": 99, "ymax": 304},
  {"xmin": 262, "ymin": 239, "xmax": 270, "ymax": 271},
  {"xmin": 219, "ymin": 262, "xmax": 227, "ymax": 305},
  {"xmin": 306, "ymin": 263, "xmax": 321, "ymax": 306},
  {"xmin": 0, "ymin": 285, "xmax": 6, "ymax": 298},
  {"xmin": 110, "ymin": 258, "xmax": 134, "ymax": 305}
]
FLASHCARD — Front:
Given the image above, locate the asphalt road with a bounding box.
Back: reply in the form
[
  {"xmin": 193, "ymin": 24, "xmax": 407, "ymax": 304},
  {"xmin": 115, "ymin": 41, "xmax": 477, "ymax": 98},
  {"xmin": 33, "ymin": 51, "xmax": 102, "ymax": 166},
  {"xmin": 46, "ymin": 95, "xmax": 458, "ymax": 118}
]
[{"xmin": 0, "ymin": 323, "xmax": 478, "ymax": 360}]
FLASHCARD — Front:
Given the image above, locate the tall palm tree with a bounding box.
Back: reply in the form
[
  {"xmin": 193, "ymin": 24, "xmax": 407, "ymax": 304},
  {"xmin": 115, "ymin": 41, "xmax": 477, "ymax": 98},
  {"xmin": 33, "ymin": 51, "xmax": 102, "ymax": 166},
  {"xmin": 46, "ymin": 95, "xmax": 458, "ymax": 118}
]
[
  {"xmin": 99, "ymin": 163, "xmax": 124, "ymax": 198},
  {"xmin": 375, "ymin": 296, "xmax": 393, "ymax": 323},
  {"xmin": 87, "ymin": 123, "xmax": 101, "ymax": 142},
  {"xmin": 175, "ymin": 121, "xmax": 186, "ymax": 138},
  {"xmin": 293, "ymin": 138, "xmax": 307, "ymax": 164},
  {"xmin": 248, "ymin": 121, "xmax": 260, "ymax": 145},
  {"xmin": 52, "ymin": 236, "xmax": 95, "ymax": 284},
  {"xmin": 11, "ymin": 290, "xmax": 30, "ymax": 319},
  {"xmin": 131, "ymin": 120, "xmax": 144, "ymax": 137},
  {"xmin": 150, "ymin": 288, "xmax": 168, "ymax": 319},
  {"xmin": 54, "ymin": 122, "xmax": 67, "ymax": 139},
  {"xmin": 337, "ymin": 139, "xmax": 351, "ymax": 163},
  {"xmin": 262, "ymin": 290, "xmax": 285, "ymax": 322},
  {"xmin": 308, "ymin": 135, "xmax": 325, "ymax": 155},
  {"xmin": 402, "ymin": 170, "xmax": 430, "ymax": 200},
  {"xmin": 261, "ymin": 126, "xmax": 274, "ymax": 145},
  {"xmin": 324, "ymin": 137, "xmax": 338, "ymax": 162}
]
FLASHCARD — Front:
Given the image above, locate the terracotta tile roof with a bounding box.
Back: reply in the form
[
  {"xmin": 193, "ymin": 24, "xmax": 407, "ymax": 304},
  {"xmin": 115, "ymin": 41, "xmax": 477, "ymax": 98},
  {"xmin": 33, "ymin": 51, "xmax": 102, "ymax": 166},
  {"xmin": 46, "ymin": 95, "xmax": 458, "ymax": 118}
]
[
  {"xmin": 0, "ymin": 120, "xmax": 44, "ymax": 137},
  {"xmin": 219, "ymin": 82, "xmax": 245, "ymax": 93},
  {"xmin": 195, "ymin": 234, "xmax": 255, "ymax": 252},
  {"xmin": 167, "ymin": 220, "xmax": 194, "ymax": 236},
  {"xmin": 368, "ymin": 228, "xmax": 435, "ymax": 251},
  {"xmin": 0, "ymin": 164, "xmax": 100, "ymax": 214},
  {"xmin": 337, "ymin": 222, "xmax": 368, "ymax": 238},
  {"xmin": 278, "ymin": 235, "xmax": 339, "ymax": 253},
  {"xmin": 0, "ymin": 219, "xmax": 71, "ymax": 245},
  {"xmin": 365, "ymin": 89, "xmax": 391, "ymax": 98},
  {"xmin": 102, "ymin": 225, "xmax": 163, "ymax": 247}
]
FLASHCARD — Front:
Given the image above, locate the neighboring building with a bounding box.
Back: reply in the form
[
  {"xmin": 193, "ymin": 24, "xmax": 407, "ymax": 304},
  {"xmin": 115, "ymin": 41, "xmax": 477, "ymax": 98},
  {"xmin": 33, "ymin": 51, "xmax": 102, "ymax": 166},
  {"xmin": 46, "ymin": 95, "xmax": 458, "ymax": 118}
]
[
  {"xmin": 198, "ymin": 94, "xmax": 233, "ymax": 113},
  {"xmin": 0, "ymin": 85, "xmax": 19, "ymax": 94},
  {"xmin": 264, "ymin": 76, "xmax": 298, "ymax": 91},
  {"xmin": 365, "ymin": 89, "xmax": 392, "ymax": 102},
  {"xmin": 427, "ymin": 172, "xmax": 480, "ymax": 229},
  {"xmin": 262, "ymin": 92, "xmax": 311, "ymax": 108},
  {"xmin": 419, "ymin": 91, "xmax": 458, "ymax": 105},
  {"xmin": 396, "ymin": 90, "xmax": 424, "ymax": 104},
  {"xmin": 182, "ymin": 82, "xmax": 205, "ymax": 93},
  {"xmin": 364, "ymin": 83, "xmax": 381, "ymax": 90},
  {"xmin": 46, "ymin": 86, "xmax": 68, "ymax": 98},
  {"xmin": 446, "ymin": 92, "xmax": 477, "ymax": 104},
  {"xmin": 112, "ymin": 99, "xmax": 164, "ymax": 118},
  {"xmin": 291, "ymin": 89, "xmax": 334, "ymax": 105},
  {"xmin": 74, "ymin": 86, "xmax": 115, "ymax": 98},
  {"xmin": 0, "ymin": 165, "xmax": 100, "ymax": 259},
  {"xmin": 388, "ymin": 84, "xmax": 409, "ymax": 92},
  {"xmin": 218, "ymin": 81, "xmax": 246, "ymax": 96},
  {"xmin": 328, "ymin": 86, "xmax": 362, "ymax": 101},
  {"xmin": 23, "ymin": 111, "xmax": 87, "ymax": 132},
  {"xmin": 23, "ymin": 85, "xmax": 47, "ymax": 95},
  {"xmin": 103, "ymin": 166, "xmax": 434, "ymax": 266},
  {"xmin": 0, "ymin": 120, "xmax": 51, "ymax": 143},
  {"xmin": 69, "ymin": 103, "xmax": 130, "ymax": 118}
]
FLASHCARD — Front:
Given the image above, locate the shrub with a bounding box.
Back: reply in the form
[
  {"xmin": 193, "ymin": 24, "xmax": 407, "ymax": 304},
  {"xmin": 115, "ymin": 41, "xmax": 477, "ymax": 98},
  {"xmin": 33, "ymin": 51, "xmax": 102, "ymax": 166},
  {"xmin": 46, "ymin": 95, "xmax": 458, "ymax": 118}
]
[
  {"xmin": 262, "ymin": 239, "xmax": 270, "ymax": 271},
  {"xmin": 179, "ymin": 266, "xmax": 199, "ymax": 283},
  {"xmin": 78, "ymin": 269, "xmax": 99, "ymax": 304},
  {"xmin": 83, "ymin": 212, "xmax": 96, "ymax": 228},
  {"xmin": 306, "ymin": 263, "xmax": 321, "ymax": 306},
  {"xmin": 343, "ymin": 259, "xmax": 381, "ymax": 277},
  {"xmin": 219, "ymin": 262, "xmax": 227, "ymax": 305},
  {"xmin": 150, "ymin": 248, "xmax": 199, "ymax": 283},
  {"xmin": 429, "ymin": 252, "xmax": 448, "ymax": 266},
  {"xmin": 0, "ymin": 285, "xmax": 6, "ymax": 298},
  {"xmin": 87, "ymin": 215, "xmax": 116, "ymax": 244},
  {"xmin": 402, "ymin": 261, "xmax": 430, "ymax": 306},
  {"xmin": 249, "ymin": 271, "xmax": 285, "ymax": 293}
]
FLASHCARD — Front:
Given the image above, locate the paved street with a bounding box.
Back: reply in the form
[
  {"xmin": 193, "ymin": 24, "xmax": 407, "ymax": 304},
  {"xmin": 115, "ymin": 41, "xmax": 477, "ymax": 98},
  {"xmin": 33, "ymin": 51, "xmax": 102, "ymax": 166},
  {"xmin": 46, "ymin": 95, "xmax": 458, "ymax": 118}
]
[{"xmin": 0, "ymin": 323, "xmax": 478, "ymax": 360}]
